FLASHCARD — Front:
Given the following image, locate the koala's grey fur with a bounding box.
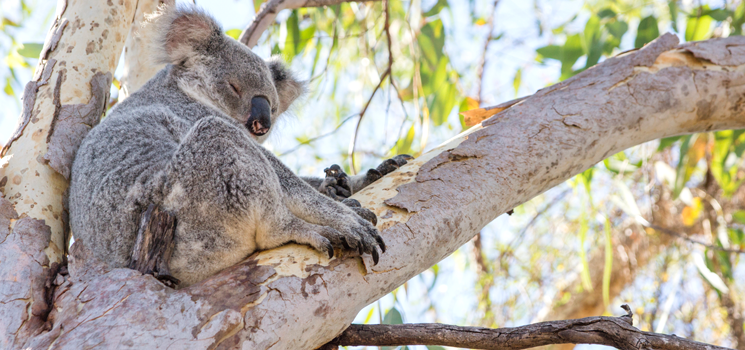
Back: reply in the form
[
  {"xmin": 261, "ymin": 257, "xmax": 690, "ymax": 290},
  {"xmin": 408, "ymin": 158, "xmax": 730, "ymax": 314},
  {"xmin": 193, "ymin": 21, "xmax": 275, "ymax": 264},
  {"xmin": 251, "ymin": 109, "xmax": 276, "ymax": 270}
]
[{"xmin": 69, "ymin": 5, "xmax": 384, "ymax": 287}]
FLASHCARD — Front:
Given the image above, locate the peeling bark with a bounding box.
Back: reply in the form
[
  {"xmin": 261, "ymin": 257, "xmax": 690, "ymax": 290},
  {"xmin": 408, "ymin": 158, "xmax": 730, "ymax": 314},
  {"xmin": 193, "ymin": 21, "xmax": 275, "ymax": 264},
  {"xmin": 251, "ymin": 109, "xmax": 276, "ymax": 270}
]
[
  {"xmin": 0, "ymin": 0, "xmax": 137, "ymax": 265},
  {"xmin": 3, "ymin": 29, "xmax": 745, "ymax": 349},
  {"xmin": 0, "ymin": 0, "xmax": 137, "ymax": 348}
]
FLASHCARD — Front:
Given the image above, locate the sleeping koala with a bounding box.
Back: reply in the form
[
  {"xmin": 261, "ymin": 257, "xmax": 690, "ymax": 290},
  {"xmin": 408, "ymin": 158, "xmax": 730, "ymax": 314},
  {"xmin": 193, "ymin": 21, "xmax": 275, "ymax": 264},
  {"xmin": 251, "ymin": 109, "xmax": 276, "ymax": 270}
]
[{"xmin": 69, "ymin": 5, "xmax": 402, "ymax": 287}]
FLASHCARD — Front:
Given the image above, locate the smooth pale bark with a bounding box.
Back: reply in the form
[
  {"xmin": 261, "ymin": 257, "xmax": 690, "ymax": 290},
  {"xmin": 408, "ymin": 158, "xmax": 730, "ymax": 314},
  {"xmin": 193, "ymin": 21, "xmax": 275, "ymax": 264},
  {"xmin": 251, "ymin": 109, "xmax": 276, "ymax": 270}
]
[
  {"xmin": 0, "ymin": 1, "xmax": 136, "ymax": 349},
  {"xmin": 4, "ymin": 31, "xmax": 745, "ymax": 349},
  {"xmin": 118, "ymin": 0, "xmax": 174, "ymax": 100}
]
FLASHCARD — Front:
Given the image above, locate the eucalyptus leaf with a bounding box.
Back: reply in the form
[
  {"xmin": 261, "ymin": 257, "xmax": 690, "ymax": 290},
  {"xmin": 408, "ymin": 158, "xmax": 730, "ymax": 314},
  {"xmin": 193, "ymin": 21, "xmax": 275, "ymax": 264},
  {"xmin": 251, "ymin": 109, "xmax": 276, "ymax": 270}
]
[{"xmin": 635, "ymin": 16, "xmax": 659, "ymax": 48}]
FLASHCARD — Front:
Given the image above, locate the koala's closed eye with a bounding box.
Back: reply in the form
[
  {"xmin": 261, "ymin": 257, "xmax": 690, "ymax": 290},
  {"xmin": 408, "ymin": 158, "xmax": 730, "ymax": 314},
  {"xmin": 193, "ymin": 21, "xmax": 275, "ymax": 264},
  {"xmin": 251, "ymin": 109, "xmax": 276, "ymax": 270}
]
[{"xmin": 228, "ymin": 82, "xmax": 241, "ymax": 96}]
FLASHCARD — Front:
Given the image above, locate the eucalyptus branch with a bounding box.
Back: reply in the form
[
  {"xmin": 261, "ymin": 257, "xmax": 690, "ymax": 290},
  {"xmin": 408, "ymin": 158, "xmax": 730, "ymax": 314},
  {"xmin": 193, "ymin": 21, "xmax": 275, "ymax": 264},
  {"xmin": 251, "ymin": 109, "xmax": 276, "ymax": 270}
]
[
  {"xmin": 321, "ymin": 305, "xmax": 730, "ymax": 350},
  {"xmin": 239, "ymin": 0, "xmax": 382, "ymax": 47}
]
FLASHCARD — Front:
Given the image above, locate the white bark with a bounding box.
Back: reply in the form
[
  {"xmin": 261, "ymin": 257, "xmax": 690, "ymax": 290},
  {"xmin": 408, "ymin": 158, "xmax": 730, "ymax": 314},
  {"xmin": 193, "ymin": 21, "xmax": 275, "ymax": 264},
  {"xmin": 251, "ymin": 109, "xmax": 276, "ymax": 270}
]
[
  {"xmin": 118, "ymin": 0, "xmax": 174, "ymax": 100},
  {"xmin": 3, "ymin": 14, "xmax": 745, "ymax": 349},
  {"xmin": 0, "ymin": 0, "xmax": 136, "ymax": 264},
  {"xmin": 0, "ymin": 1, "xmax": 136, "ymax": 349}
]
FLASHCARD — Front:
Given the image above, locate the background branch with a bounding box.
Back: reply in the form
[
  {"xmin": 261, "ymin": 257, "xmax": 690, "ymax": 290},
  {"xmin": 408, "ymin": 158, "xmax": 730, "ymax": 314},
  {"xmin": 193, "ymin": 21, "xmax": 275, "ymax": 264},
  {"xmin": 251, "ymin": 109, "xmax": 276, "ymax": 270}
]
[
  {"xmin": 323, "ymin": 306, "xmax": 731, "ymax": 350},
  {"xmin": 239, "ymin": 0, "xmax": 382, "ymax": 47}
]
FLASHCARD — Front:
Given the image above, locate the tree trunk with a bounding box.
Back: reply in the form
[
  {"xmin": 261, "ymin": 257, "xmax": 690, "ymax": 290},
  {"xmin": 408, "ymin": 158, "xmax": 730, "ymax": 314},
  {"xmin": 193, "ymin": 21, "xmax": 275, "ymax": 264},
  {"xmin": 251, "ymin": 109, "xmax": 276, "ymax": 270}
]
[
  {"xmin": 0, "ymin": 1, "xmax": 136, "ymax": 348},
  {"xmin": 2, "ymin": 3, "xmax": 745, "ymax": 346},
  {"xmin": 118, "ymin": 0, "xmax": 173, "ymax": 100}
]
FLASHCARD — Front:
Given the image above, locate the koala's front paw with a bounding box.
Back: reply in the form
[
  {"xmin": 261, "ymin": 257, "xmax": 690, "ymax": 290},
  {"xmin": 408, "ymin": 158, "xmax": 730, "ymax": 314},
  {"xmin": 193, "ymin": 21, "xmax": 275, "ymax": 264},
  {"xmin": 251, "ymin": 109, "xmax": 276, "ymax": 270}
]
[
  {"xmin": 336, "ymin": 216, "xmax": 385, "ymax": 265},
  {"xmin": 319, "ymin": 164, "xmax": 352, "ymax": 200},
  {"xmin": 375, "ymin": 154, "xmax": 413, "ymax": 176},
  {"xmin": 342, "ymin": 198, "xmax": 377, "ymax": 226}
]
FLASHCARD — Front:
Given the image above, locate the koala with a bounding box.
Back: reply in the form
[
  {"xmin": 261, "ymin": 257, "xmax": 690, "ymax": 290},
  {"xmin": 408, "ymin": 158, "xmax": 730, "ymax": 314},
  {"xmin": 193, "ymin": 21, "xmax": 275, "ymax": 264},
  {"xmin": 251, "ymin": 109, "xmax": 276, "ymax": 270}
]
[{"xmin": 69, "ymin": 5, "xmax": 402, "ymax": 287}]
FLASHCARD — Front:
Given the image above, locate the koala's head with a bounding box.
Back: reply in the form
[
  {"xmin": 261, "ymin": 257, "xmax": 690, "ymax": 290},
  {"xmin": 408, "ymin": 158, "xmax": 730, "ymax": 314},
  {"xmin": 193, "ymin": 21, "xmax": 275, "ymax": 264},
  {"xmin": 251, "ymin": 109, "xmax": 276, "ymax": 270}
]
[{"xmin": 152, "ymin": 5, "xmax": 305, "ymax": 142}]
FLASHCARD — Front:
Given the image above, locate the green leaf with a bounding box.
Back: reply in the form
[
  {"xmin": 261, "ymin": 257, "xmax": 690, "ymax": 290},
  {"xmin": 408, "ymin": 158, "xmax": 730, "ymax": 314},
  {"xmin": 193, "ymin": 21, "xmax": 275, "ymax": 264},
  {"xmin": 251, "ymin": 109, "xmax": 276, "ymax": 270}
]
[
  {"xmin": 729, "ymin": 228, "xmax": 744, "ymax": 246},
  {"xmin": 658, "ymin": 135, "xmax": 682, "ymax": 151},
  {"xmin": 427, "ymin": 80, "xmax": 457, "ymax": 126},
  {"xmin": 603, "ymin": 152, "xmax": 640, "ymax": 175},
  {"xmin": 536, "ymin": 45, "xmax": 562, "ymax": 61},
  {"xmin": 606, "ymin": 20, "xmax": 628, "ymax": 39},
  {"xmin": 706, "ymin": 9, "xmax": 731, "ymax": 21},
  {"xmin": 602, "ymin": 218, "xmax": 613, "ymax": 308},
  {"xmin": 597, "ymin": 8, "xmax": 616, "ymax": 18},
  {"xmin": 583, "ymin": 16, "xmax": 603, "ymax": 68},
  {"xmin": 733, "ymin": 210, "xmax": 745, "ymax": 225},
  {"xmin": 383, "ymin": 307, "xmax": 403, "ymax": 324},
  {"xmin": 424, "ymin": 0, "xmax": 448, "ymax": 17},
  {"xmin": 668, "ymin": 1, "xmax": 679, "ymax": 32},
  {"xmin": 253, "ymin": 0, "xmax": 266, "ymax": 13},
  {"xmin": 383, "ymin": 307, "xmax": 404, "ymax": 350},
  {"xmin": 635, "ymin": 16, "xmax": 659, "ymax": 48},
  {"xmin": 396, "ymin": 125, "xmax": 416, "ymax": 155},
  {"xmin": 225, "ymin": 29, "xmax": 241, "ymax": 40},
  {"xmin": 17, "ymin": 43, "xmax": 43, "ymax": 58},
  {"xmin": 579, "ymin": 206, "xmax": 593, "ymax": 292},
  {"xmin": 3, "ymin": 78, "xmax": 14, "ymax": 96},
  {"xmin": 673, "ymin": 135, "xmax": 693, "ymax": 198},
  {"xmin": 686, "ymin": 10, "xmax": 713, "ymax": 41},
  {"xmin": 512, "ymin": 68, "xmax": 522, "ymax": 97},
  {"xmin": 561, "ymin": 34, "xmax": 584, "ymax": 75},
  {"xmin": 418, "ymin": 19, "xmax": 446, "ymax": 70}
]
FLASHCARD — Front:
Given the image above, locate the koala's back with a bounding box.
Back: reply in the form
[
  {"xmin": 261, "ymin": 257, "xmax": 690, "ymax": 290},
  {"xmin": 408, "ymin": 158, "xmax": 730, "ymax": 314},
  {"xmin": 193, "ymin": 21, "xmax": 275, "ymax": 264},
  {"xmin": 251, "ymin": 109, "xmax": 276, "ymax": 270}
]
[{"xmin": 69, "ymin": 68, "xmax": 202, "ymax": 268}]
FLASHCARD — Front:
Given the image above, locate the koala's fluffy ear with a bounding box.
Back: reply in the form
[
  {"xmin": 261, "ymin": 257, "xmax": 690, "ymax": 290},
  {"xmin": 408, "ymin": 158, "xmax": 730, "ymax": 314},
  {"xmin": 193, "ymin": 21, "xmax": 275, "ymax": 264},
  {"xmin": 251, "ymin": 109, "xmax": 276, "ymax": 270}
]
[
  {"xmin": 151, "ymin": 5, "xmax": 223, "ymax": 65},
  {"xmin": 267, "ymin": 57, "xmax": 306, "ymax": 115}
]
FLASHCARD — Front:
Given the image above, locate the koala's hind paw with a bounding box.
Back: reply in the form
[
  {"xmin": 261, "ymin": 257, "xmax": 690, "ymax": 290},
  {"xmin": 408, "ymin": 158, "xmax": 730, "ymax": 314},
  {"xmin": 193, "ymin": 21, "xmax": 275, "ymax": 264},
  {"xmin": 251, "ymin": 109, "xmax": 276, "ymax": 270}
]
[
  {"xmin": 320, "ymin": 164, "xmax": 352, "ymax": 200},
  {"xmin": 375, "ymin": 154, "xmax": 413, "ymax": 176},
  {"xmin": 342, "ymin": 198, "xmax": 377, "ymax": 226}
]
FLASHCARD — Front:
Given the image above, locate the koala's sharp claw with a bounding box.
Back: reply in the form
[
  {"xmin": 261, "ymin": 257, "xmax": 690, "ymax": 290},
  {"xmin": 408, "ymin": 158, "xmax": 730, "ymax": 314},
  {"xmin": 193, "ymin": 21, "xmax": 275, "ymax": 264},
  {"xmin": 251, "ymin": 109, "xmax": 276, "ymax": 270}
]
[
  {"xmin": 371, "ymin": 248, "xmax": 379, "ymax": 265},
  {"xmin": 326, "ymin": 242, "xmax": 334, "ymax": 259},
  {"xmin": 376, "ymin": 235, "xmax": 386, "ymax": 253}
]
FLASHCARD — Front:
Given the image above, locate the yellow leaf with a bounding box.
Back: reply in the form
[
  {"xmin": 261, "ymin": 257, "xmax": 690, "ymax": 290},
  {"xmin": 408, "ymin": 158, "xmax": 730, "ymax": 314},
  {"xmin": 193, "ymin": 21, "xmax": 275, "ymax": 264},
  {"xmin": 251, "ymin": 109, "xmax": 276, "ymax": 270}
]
[
  {"xmin": 681, "ymin": 197, "xmax": 702, "ymax": 226},
  {"xmin": 4, "ymin": 51, "xmax": 29, "ymax": 68},
  {"xmin": 225, "ymin": 29, "xmax": 242, "ymax": 40},
  {"xmin": 475, "ymin": 18, "xmax": 487, "ymax": 26}
]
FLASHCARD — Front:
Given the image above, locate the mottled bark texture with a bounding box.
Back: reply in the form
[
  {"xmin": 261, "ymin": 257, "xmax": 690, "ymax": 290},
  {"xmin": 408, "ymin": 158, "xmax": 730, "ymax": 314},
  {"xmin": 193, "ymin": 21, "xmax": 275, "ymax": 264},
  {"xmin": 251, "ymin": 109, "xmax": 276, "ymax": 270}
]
[
  {"xmin": 3, "ymin": 30, "xmax": 745, "ymax": 349},
  {"xmin": 0, "ymin": 1, "xmax": 136, "ymax": 349},
  {"xmin": 324, "ymin": 308, "xmax": 731, "ymax": 350}
]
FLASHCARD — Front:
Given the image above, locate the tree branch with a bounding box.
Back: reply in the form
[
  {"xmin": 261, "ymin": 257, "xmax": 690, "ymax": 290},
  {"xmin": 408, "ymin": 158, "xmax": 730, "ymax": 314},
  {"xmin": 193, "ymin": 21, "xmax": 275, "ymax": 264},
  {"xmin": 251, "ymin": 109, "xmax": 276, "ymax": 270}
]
[
  {"xmin": 239, "ymin": 0, "xmax": 382, "ymax": 48},
  {"xmin": 8, "ymin": 34, "xmax": 745, "ymax": 349},
  {"xmin": 324, "ymin": 306, "xmax": 731, "ymax": 350}
]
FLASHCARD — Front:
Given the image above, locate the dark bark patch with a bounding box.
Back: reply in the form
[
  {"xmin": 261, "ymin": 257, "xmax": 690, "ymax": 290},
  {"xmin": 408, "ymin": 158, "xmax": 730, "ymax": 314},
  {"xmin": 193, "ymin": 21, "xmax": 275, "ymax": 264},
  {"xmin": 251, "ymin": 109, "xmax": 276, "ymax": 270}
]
[
  {"xmin": 40, "ymin": 18, "xmax": 68, "ymax": 61},
  {"xmin": 43, "ymin": 71, "xmax": 111, "ymax": 179}
]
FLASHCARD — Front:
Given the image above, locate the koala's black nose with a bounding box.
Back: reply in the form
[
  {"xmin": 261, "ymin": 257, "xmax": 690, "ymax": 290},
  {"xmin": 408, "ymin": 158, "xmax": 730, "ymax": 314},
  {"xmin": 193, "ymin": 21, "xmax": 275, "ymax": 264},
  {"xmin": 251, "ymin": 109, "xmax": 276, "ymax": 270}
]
[{"xmin": 247, "ymin": 96, "xmax": 271, "ymax": 136}]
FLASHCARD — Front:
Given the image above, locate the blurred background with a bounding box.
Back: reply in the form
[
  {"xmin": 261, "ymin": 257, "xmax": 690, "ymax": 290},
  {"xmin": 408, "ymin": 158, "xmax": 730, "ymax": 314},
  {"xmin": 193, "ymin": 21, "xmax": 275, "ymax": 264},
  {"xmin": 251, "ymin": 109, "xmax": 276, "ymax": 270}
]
[{"xmin": 1, "ymin": 0, "xmax": 744, "ymax": 348}]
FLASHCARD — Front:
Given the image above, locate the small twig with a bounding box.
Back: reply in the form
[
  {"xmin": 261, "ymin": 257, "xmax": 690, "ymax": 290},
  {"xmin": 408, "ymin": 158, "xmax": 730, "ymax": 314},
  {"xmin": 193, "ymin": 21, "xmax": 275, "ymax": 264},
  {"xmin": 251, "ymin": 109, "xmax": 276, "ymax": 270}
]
[
  {"xmin": 322, "ymin": 305, "xmax": 729, "ymax": 350},
  {"xmin": 239, "ymin": 0, "xmax": 382, "ymax": 48},
  {"xmin": 646, "ymin": 223, "xmax": 745, "ymax": 254},
  {"xmin": 476, "ymin": 0, "xmax": 500, "ymax": 105},
  {"xmin": 347, "ymin": 67, "xmax": 391, "ymax": 174},
  {"xmin": 278, "ymin": 112, "xmax": 360, "ymax": 156}
]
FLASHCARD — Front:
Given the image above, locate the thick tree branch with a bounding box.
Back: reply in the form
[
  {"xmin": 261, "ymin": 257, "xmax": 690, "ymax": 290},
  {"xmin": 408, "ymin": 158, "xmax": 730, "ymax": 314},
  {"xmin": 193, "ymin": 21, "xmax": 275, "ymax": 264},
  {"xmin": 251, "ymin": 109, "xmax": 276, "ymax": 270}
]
[
  {"xmin": 324, "ymin": 307, "xmax": 731, "ymax": 350},
  {"xmin": 6, "ymin": 33, "xmax": 745, "ymax": 349},
  {"xmin": 239, "ymin": 0, "xmax": 381, "ymax": 47}
]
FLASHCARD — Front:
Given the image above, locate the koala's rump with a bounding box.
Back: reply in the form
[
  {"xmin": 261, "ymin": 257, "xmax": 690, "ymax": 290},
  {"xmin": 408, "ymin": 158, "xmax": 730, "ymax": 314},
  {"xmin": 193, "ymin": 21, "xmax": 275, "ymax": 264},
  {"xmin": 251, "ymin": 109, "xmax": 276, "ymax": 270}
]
[{"xmin": 69, "ymin": 109, "xmax": 179, "ymax": 268}]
